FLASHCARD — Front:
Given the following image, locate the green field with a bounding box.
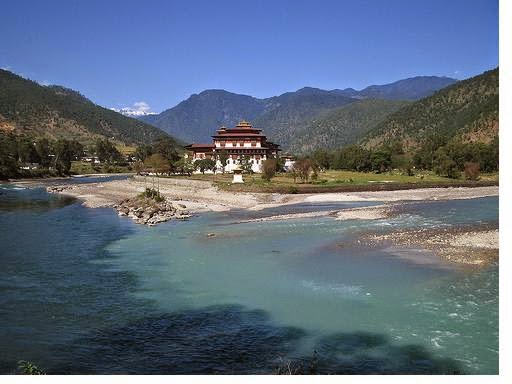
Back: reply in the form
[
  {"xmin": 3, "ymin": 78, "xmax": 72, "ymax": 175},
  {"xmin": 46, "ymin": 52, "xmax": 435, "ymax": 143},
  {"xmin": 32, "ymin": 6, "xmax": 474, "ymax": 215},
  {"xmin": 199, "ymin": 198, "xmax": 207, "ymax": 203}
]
[{"xmin": 180, "ymin": 169, "xmax": 498, "ymax": 193}]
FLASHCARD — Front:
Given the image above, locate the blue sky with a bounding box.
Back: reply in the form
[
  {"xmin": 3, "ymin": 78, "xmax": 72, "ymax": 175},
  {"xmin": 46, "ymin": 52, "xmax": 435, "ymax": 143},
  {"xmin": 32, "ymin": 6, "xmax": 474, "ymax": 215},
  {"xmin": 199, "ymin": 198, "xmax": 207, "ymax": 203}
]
[{"xmin": 0, "ymin": 0, "xmax": 498, "ymax": 113}]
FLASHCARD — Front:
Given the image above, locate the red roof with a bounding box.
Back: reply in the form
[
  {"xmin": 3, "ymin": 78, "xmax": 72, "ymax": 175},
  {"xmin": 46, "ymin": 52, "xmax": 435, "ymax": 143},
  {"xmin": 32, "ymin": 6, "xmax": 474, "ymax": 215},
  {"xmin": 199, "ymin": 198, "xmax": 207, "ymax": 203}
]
[
  {"xmin": 185, "ymin": 143, "xmax": 215, "ymax": 149},
  {"xmin": 186, "ymin": 121, "xmax": 280, "ymax": 152},
  {"xmin": 212, "ymin": 134, "xmax": 265, "ymax": 138}
]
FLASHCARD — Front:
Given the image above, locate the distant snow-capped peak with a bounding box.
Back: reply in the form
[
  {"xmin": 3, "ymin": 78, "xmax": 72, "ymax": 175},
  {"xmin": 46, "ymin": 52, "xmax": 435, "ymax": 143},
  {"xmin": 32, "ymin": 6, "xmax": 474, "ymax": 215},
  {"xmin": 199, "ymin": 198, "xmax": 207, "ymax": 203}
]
[{"xmin": 110, "ymin": 101, "xmax": 157, "ymax": 117}]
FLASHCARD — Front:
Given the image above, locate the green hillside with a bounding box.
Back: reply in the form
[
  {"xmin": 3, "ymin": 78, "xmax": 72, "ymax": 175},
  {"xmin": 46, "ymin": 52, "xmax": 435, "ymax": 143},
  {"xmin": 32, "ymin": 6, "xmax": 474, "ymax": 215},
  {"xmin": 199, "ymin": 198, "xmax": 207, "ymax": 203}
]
[
  {"xmin": 0, "ymin": 69, "xmax": 173, "ymax": 146},
  {"xmin": 363, "ymin": 68, "xmax": 498, "ymax": 149},
  {"xmin": 253, "ymin": 88, "xmax": 356, "ymax": 146},
  {"xmin": 287, "ymin": 99, "xmax": 410, "ymax": 153}
]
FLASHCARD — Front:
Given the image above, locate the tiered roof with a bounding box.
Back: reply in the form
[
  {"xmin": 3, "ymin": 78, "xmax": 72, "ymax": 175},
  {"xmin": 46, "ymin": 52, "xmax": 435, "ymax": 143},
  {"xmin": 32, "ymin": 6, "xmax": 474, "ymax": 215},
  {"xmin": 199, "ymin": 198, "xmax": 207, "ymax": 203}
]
[
  {"xmin": 185, "ymin": 121, "xmax": 280, "ymax": 152},
  {"xmin": 213, "ymin": 120, "xmax": 264, "ymax": 138}
]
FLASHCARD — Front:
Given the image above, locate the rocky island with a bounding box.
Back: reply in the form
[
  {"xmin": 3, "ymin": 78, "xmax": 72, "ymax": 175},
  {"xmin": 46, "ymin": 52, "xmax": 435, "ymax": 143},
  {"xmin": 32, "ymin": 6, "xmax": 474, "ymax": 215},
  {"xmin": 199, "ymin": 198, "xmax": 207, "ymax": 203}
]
[
  {"xmin": 114, "ymin": 196, "xmax": 191, "ymax": 226},
  {"xmin": 47, "ymin": 184, "xmax": 192, "ymax": 226}
]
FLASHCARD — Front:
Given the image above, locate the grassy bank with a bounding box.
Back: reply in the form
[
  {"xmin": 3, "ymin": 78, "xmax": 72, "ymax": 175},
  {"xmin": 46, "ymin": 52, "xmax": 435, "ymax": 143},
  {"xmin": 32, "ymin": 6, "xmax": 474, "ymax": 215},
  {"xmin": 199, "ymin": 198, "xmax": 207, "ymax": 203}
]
[{"xmin": 178, "ymin": 170, "xmax": 499, "ymax": 194}]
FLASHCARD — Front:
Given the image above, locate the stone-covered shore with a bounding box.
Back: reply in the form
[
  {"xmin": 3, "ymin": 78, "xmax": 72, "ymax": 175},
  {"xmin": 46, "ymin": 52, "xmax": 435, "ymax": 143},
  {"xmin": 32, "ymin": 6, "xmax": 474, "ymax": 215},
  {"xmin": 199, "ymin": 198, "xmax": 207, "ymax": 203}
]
[{"xmin": 361, "ymin": 225, "xmax": 499, "ymax": 266}]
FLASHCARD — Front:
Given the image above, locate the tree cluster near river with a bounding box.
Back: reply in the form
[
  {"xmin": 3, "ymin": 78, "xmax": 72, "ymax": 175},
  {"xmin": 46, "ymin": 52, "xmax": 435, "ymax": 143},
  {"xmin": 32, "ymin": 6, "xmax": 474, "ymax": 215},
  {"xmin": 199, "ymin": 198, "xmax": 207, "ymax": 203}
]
[
  {"xmin": 297, "ymin": 135, "xmax": 498, "ymax": 182},
  {"xmin": 0, "ymin": 134, "xmax": 131, "ymax": 179},
  {"xmin": 0, "ymin": 134, "xmax": 84, "ymax": 179}
]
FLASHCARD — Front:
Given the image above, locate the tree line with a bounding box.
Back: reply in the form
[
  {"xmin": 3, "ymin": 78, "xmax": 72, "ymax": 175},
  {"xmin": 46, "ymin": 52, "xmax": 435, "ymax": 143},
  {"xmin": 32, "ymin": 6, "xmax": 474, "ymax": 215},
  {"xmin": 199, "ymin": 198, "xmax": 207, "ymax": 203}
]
[
  {"xmin": 1, "ymin": 134, "xmax": 82, "ymax": 179},
  {"xmin": 292, "ymin": 135, "xmax": 498, "ymax": 181},
  {"xmin": 2, "ymin": 130, "xmax": 498, "ymax": 182},
  {"xmin": 0, "ymin": 134, "xmax": 131, "ymax": 179}
]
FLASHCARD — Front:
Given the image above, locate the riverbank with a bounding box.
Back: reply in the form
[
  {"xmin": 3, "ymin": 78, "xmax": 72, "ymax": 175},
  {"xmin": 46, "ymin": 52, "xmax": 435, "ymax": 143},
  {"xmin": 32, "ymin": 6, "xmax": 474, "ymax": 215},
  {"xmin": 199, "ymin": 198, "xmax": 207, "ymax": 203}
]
[
  {"xmin": 362, "ymin": 226, "xmax": 499, "ymax": 267},
  {"xmin": 15, "ymin": 175, "xmax": 499, "ymax": 265},
  {"xmin": 19, "ymin": 175, "xmax": 499, "ymax": 212}
]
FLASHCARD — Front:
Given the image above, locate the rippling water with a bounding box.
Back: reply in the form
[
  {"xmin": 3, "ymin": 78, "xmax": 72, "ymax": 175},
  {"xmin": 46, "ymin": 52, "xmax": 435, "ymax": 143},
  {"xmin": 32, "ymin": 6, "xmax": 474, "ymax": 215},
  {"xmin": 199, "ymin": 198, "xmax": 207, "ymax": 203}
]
[{"xmin": 0, "ymin": 184, "xmax": 498, "ymax": 374}]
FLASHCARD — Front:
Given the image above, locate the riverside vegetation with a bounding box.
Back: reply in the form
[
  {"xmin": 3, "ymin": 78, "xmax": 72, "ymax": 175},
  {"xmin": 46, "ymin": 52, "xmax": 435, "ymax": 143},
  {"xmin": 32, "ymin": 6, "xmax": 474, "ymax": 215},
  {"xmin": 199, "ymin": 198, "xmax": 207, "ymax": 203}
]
[{"xmin": 0, "ymin": 134, "xmax": 179, "ymax": 179}]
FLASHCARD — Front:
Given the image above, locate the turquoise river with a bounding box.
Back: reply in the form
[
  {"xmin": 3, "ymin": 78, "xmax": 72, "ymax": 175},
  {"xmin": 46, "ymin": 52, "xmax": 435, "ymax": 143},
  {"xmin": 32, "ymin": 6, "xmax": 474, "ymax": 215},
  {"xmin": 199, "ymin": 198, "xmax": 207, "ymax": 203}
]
[{"xmin": 0, "ymin": 182, "xmax": 498, "ymax": 374}]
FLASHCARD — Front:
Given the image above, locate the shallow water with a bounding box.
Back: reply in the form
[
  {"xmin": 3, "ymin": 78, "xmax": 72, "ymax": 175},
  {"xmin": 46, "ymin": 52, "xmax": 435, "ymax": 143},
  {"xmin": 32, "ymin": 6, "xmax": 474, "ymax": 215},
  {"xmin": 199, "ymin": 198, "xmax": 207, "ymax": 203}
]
[
  {"xmin": 0, "ymin": 185, "xmax": 498, "ymax": 374},
  {"xmin": 55, "ymin": 174, "xmax": 129, "ymax": 185}
]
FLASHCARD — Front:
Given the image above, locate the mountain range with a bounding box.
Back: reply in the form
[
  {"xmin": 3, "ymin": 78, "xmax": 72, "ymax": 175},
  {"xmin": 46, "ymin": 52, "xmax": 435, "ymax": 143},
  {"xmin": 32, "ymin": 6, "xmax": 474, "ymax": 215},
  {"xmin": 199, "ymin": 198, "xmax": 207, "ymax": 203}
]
[
  {"xmin": 1, "ymin": 67, "xmax": 497, "ymax": 156},
  {"xmin": 139, "ymin": 76, "xmax": 458, "ymax": 148},
  {"xmin": 0, "ymin": 69, "xmax": 173, "ymax": 146}
]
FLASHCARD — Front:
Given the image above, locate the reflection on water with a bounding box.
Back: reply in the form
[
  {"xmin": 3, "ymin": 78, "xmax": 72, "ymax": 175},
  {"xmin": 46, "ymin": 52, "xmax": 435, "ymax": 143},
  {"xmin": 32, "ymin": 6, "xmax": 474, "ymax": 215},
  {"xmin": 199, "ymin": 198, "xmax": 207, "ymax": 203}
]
[
  {"xmin": 0, "ymin": 184, "xmax": 75, "ymax": 211},
  {"xmin": 0, "ymin": 187, "xmax": 498, "ymax": 374}
]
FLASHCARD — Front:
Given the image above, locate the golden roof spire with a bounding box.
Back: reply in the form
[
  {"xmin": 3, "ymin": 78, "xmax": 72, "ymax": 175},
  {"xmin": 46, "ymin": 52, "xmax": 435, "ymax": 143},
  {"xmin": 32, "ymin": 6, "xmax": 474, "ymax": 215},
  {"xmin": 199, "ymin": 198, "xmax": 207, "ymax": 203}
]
[{"xmin": 237, "ymin": 120, "xmax": 252, "ymax": 128}]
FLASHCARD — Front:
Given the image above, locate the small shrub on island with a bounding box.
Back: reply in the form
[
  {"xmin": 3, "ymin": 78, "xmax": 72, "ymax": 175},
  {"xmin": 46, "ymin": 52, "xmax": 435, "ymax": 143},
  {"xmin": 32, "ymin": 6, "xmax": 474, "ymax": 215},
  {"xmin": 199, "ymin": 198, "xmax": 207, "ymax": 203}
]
[
  {"xmin": 139, "ymin": 187, "xmax": 165, "ymax": 202},
  {"xmin": 116, "ymin": 190, "xmax": 190, "ymax": 226}
]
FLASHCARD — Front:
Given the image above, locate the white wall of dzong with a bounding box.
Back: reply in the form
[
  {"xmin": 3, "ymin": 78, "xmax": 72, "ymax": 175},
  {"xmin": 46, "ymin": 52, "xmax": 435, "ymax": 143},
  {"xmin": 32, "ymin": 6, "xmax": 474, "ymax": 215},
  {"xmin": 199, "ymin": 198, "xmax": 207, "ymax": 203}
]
[
  {"xmin": 215, "ymin": 141, "xmax": 262, "ymax": 148},
  {"xmin": 190, "ymin": 156, "xmax": 265, "ymax": 173},
  {"xmin": 187, "ymin": 153, "xmax": 267, "ymax": 173},
  {"xmin": 188, "ymin": 137, "xmax": 277, "ymax": 173},
  {"xmin": 224, "ymin": 156, "xmax": 265, "ymax": 173}
]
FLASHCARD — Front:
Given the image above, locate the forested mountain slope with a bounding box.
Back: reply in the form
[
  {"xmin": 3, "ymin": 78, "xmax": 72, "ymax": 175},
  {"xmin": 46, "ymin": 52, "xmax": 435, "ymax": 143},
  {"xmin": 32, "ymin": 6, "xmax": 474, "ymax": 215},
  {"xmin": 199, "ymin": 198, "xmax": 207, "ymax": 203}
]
[
  {"xmin": 287, "ymin": 99, "xmax": 410, "ymax": 153},
  {"xmin": 362, "ymin": 68, "xmax": 498, "ymax": 149},
  {"xmin": 0, "ymin": 69, "xmax": 174, "ymax": 146}
]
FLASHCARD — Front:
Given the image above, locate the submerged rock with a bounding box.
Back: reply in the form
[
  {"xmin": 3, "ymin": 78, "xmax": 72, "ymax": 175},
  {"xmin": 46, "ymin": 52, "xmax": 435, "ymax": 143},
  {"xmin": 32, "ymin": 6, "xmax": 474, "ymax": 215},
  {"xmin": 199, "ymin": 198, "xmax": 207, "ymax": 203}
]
[{"xmin": 47, "ymin": 186, "xmax": 71, "ymax": 193}]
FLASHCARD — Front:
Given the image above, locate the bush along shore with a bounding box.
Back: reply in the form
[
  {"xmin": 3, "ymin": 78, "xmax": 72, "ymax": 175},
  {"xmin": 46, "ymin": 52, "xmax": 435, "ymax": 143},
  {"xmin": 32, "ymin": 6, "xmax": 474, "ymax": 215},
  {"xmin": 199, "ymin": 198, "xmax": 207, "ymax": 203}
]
[{"xmin": 113, "ymin": 188, "xmax": 191, "ymax": 226}]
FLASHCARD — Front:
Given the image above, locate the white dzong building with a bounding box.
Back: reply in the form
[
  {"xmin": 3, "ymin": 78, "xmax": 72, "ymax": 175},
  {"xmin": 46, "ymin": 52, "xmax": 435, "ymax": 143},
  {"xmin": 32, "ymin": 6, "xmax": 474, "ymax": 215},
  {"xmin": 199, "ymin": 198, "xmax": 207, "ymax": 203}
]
[{"xmin": 184, "ymin": 120, "xmax": 280, "ymax": 173}]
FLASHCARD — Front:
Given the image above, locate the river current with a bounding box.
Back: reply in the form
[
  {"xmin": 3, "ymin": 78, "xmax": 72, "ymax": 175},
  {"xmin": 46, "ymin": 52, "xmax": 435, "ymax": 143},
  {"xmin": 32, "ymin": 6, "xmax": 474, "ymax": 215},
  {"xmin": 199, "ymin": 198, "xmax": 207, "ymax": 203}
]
[{"xmin": 0, "ymin": 183, "xmax": 498, "ymax": 374}]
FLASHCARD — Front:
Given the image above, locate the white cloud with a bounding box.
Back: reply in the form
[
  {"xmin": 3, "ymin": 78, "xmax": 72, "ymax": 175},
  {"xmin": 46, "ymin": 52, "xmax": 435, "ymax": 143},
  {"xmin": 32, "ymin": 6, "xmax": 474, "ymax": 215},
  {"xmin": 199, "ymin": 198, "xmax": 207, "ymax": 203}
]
[{"xmin": 110, "ymin": 101, "xmax": 156, "ymax": 117}]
